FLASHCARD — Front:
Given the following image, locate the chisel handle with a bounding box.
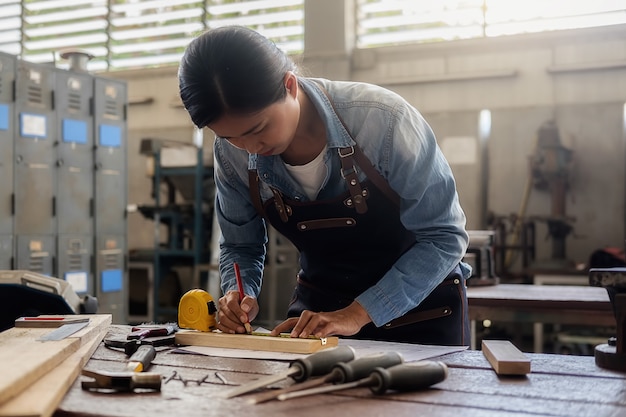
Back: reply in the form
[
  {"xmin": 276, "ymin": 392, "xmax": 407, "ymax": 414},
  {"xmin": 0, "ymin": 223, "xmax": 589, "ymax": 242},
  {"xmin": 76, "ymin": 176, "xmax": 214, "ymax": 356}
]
[
  {"xmin": 126, "ymin": 345, "xmax": 156, "ymax": 372},
  {"xmin": 290, "ymin": 345, "xmax": 355, "ymax": 382},
  {"xmin": 369, "ymin": 361, "xmax": 448, "ymax": 395},
  {"xmin": 333, "ymin": 351, "xmax": 404, "ymax": 383}
]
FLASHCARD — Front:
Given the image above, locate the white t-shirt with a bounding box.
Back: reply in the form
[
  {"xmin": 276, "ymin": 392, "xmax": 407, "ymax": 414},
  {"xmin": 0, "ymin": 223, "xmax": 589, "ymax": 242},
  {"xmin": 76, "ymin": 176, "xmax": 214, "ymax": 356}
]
[{"xmin": 284, "ymin": 145, "xmax": 328, "ymax": 200}]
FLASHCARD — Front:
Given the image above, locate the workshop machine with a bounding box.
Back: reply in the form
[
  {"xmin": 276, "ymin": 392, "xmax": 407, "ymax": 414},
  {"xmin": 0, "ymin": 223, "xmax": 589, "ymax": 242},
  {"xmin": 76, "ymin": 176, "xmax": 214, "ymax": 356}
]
[
  {"xmin": 589, "ymin": 267, "xmax": 626, "ymax": 371},
  {"xmin": 528, "ymin": 120, "xmax": 576, "ymax": 270}
]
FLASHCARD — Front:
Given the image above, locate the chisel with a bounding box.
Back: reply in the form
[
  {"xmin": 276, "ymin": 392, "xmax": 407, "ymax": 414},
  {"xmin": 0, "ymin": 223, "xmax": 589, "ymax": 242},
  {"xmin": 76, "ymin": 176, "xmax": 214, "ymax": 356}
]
[
  {"xmin": 250, "ymin": 351, "xmax": 404, "ymax": 404},
  {"xmin": 277, "ymin": 361, "xmax": 448, "ymax": 401},
  {"xmin": 223, "ymin": 345, "xmax": 355, "ymax": 398},
  {"xmin": 125, "ymin": 345, "xmax": 157, "ymax": 372}
]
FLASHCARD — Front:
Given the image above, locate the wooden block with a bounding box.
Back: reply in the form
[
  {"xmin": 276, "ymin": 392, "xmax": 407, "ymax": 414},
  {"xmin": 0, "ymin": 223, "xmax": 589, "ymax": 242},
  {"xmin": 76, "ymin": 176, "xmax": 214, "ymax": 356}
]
[
  {"xmin": 0, "ymin": 314, "xmax": 111, "ymax": 407},
  {"xmin": 482, "ymin": 340, "xmax": 531, "ymax": 375},
  {"xmin": 0, "ymin": 319, "xmax": 109, "ymax": 417},
  {"xmin": 175, "ymin": 330, "xmax": 339, "ymax": 354}
]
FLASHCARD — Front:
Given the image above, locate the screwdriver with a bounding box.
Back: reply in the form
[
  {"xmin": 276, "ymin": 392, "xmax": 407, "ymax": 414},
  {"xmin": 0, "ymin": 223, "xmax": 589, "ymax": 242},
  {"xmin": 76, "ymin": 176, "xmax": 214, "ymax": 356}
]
[
  {"xmin": 277, "ymin": 361, "xmax": 448, "ymax": 401},
  {"xmin": 223, "ymin": 345, "xmax": 356, "ymax": 398},
  {"xmin": 249, "ymin": 351, "xmax": 404, "ymax": 404}
]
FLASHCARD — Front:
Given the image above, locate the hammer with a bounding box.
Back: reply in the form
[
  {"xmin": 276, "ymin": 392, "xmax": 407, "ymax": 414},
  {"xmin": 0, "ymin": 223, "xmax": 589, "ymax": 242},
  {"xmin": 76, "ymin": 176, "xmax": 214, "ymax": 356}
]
[{"xmin": 81, "ymin": 345, "xmax": 162, "ymax": 392}]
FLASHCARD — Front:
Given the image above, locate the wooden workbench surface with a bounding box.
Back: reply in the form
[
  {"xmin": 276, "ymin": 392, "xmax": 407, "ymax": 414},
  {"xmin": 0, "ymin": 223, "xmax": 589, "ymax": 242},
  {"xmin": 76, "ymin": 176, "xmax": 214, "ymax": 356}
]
[
  {"xmin": 54, "ymin": 326, "xmax": 626, "ymax": 417},
  {"xmin": 467, "ymin": 284, "xmax": 612, "ymax": 310}
]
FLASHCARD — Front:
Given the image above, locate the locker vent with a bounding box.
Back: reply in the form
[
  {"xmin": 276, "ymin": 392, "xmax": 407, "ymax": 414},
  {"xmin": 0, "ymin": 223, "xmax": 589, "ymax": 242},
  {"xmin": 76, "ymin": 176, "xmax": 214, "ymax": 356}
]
[
  {"xmin": 28, "ymin": 256, "xmax": 44, "ymax": 273},
  {"xmin": 105, "ymin": 99, "xmax": 118, "ymax": 118},
  {"xmin": 27, "ymin": 85, "xmax": 42, "ymax": 105},
  {"xmin": 68, "ymin": 252, "xmax": 83, "ymax": 270},
  {"xmin": 104, "ymin": 252, "xmax": 120, "ymax": 269},
  {"xmin": 68, "ymin": 92, "xmax": 81, "ymax": 112}
]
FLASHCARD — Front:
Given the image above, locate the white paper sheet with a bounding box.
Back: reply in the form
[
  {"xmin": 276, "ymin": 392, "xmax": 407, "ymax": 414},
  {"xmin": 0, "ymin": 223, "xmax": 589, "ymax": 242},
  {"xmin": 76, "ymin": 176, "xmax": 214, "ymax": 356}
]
[{"xmin": 174, "ymin": 338, "xmax": 467, "ymax": 362}]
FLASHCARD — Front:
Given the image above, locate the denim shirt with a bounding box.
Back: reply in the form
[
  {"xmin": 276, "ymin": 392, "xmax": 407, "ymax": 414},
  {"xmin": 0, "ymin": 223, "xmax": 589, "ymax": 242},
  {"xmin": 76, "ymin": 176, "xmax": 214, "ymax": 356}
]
[{"xmin": 213, "ymin": 77, "xmax": 471, "ymax": 327}]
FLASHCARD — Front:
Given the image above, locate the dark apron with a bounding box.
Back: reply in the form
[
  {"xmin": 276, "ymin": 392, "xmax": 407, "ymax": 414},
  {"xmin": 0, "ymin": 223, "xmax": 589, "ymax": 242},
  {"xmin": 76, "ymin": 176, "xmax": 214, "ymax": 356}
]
[{"xmin": 249, "ymin": 145, "xmax": 469, "ymax": 345}]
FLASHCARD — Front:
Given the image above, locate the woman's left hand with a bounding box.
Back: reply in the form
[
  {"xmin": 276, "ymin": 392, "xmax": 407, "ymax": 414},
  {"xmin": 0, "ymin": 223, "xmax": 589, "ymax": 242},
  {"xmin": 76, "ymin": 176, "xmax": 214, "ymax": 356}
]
[{"xmin": 270, "ymin": 301, "xmax": 372, "ymax": 338}]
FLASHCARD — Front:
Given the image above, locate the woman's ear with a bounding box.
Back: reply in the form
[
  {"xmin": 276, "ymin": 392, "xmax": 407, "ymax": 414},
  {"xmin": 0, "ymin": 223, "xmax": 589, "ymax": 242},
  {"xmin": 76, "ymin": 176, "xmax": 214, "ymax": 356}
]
[{"xmin": 284, "ymin": 71, "xmax": 297, "ymax": 97}]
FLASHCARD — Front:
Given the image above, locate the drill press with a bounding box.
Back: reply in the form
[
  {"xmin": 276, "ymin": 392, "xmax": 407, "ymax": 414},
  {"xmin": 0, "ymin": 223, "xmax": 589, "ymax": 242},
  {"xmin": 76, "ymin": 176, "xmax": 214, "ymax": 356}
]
[{"xmin": 589, "ymin": 267, "xmax": 626, "ymax": 371}]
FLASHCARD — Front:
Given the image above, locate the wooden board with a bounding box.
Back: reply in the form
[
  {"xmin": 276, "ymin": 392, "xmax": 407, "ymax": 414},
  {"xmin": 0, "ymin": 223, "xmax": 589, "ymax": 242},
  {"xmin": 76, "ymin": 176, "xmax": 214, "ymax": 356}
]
[
  {"xmin": 0, "ymin": 314, "xmax": 111, "ymax": 407},
  {"xmin": 0, "ymin": 318, "xmax": 109, "ymax": 417},
  {"xmin": 175, "ymin": 330, "xmax": 339, "ymax": 354},
  {"xmin": 482, "ymin": 340, "xmax": 531, "ymax": 375}
]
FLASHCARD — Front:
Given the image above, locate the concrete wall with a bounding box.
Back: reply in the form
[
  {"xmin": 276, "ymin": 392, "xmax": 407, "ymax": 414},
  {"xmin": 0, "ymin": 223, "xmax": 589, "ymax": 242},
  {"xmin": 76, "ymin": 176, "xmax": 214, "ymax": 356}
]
[{"xmin": 110, "ymin": 0, "xmax": 626, "ymax": 271}]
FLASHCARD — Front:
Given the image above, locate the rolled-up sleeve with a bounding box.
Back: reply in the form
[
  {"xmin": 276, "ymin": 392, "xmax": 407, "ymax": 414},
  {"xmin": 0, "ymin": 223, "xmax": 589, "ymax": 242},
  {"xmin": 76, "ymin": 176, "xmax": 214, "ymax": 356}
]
[
  {"xmin": 354, "ymin": 101, "xmax": 470, "ymax": 327},
  {"xmin": 213, "ymin": 138, "xmax": 267, "ymax": 298}
]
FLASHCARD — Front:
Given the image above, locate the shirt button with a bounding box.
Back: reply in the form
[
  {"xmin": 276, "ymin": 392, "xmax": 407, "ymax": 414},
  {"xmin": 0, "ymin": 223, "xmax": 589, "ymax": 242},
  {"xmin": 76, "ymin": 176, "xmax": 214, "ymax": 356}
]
[{"xmin": 263, "ymin": 173, "xmax": 269, "ymax": 178}]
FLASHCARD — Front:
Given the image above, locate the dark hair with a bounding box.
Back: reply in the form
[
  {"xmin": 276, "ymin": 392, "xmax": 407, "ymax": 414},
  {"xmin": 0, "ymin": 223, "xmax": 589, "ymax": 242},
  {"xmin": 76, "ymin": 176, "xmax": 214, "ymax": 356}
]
[{"xmin": 178, "ymin": 26, "xmax": 296, "ymax": 128}]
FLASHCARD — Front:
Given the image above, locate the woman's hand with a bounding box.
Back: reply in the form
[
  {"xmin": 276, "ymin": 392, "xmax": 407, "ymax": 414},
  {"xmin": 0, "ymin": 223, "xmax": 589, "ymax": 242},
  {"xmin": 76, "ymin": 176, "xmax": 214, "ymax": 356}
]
[
  {"xmin": 270, "ymin": 301, "xmax": 372, "ymax": 338},
  {"xmin": 217, "ymin": 290, "xmax": 259, "ymax": 334}
]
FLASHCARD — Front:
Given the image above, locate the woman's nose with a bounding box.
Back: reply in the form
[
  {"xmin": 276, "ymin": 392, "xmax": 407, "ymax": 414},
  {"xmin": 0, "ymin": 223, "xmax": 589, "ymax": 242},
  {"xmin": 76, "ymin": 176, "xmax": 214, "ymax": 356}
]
[{"xmin": 244, "ymin": 141, "xmax": 263, "ymax": 154}]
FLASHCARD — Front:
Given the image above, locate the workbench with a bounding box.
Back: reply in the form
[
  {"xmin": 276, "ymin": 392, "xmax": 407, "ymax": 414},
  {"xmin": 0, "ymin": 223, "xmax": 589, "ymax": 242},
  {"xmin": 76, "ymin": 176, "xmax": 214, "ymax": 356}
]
[
  {"xmin": 467, "ymin": 284, "xmax": 615, "ymax": 350},
  {"xmin": 54, "ymin": 326, "xmax": 626, "ymax": 417}
]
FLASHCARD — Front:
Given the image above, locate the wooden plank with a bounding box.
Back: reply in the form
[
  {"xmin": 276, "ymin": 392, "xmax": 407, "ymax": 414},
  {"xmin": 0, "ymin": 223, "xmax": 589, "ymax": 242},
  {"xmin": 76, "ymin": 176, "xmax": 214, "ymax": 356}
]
[
  {"xmin": 0, "ymin": 314, "xmax": 111, "ymax": 407},
  {"xmin": 482, "ymin": 340, "xmax": 531, "ymax": 375},
  {"xmin": 175, "ymin": 330, "xmax": 339, "ymax": 354},
  {"xmin": 0, "ymin": 317, "xmax": 109, "ymax": 417}
]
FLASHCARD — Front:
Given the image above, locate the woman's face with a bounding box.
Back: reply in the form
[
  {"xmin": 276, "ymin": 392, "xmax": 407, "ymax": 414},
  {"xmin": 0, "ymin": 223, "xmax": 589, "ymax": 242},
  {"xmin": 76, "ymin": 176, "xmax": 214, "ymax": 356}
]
[{"xmin": 208, "ymin": 76, "xmax": 300, "ymax": 157}]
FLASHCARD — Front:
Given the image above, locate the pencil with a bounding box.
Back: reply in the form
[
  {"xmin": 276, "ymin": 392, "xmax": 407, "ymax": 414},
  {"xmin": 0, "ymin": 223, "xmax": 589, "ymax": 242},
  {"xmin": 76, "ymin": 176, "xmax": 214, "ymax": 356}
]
[{"xmin": 233, "ymin": 262, "xmax": 253, "ymax": 334}]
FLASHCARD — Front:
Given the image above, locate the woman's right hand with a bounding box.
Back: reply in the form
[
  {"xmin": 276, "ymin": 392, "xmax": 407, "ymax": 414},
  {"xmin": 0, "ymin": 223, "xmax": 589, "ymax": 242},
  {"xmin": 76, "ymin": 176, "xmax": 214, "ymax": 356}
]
[{"xmin": 217, "ymin": 290, "xmax": 259, "ymax": 334}]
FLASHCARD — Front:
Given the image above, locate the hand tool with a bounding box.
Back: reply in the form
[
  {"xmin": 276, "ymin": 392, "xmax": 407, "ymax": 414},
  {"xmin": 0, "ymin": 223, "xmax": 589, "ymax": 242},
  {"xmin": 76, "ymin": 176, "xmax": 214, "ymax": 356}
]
[
  {"xmin": 81, "ymin": 345, "xmax": 161, "ymax": 392},
  {"xmin": 234, "ymin": 262, "xmax": 253, "ymax": 334},
  {"xmin": 250, "ymin": 351, "xmax": 404, "ymax": 404},
  {"xmin": 14, "ymin": 315, "xmax": 91, "ymax": 341},
  {"xmin": 14, "ymin": 316, "xmax": 90, "ymax": 328},
  {"xmin": 223, "ymin": 345, "xmax": 356, "ymax": 398},
  {"xmin": 125, "ymin": 345, "xmax": 157, "ymax": 372},
  {"xmin": 105, "ymin": 334, "xmax": 176, "ymax": 355},
  {"xmin": 128, "ymin": 324, "xmax": 176, "ymax": 340},
  {"xmin": 178, "ymin": 289, "xmax": 217, "ymax": 332},
  {"xmin": 277, "ymin": 361, "xmax": 448, "ymax": 401},
  {"xmin": 80, "ymin": 370, "xmax": 162, "ymax": 392},
  {"xmin": 38, "ymin": 321, "xmax": 90, "ymax": 341}
]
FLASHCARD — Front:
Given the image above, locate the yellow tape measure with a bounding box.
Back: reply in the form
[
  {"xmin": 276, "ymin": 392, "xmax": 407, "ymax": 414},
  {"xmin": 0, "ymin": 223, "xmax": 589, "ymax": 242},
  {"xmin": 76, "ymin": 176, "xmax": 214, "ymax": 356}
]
[{"xmin": 178, "ymin": 289, "xmax": 217, "ymax": 332}]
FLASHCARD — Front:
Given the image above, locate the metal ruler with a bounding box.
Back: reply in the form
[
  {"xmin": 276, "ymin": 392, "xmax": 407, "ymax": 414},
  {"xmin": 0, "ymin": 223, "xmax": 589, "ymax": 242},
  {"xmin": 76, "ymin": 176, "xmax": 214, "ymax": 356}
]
[{"xmin": 38, "ymin": 321, "xmax": 90, "ymax": 341}]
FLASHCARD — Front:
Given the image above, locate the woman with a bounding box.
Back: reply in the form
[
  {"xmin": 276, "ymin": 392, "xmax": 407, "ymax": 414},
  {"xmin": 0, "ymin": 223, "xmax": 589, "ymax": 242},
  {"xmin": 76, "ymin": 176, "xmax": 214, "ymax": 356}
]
[{"xmin": 179, "ymin": 26, "xmax": 471, "ymax": 345}]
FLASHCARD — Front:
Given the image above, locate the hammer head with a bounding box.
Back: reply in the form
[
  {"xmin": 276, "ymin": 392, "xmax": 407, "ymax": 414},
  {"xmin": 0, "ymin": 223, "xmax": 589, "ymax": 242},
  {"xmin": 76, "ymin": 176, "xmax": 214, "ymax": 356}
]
[{"xmin": 81, "ymin": 369, "xmax": 162, "ymax": 392}]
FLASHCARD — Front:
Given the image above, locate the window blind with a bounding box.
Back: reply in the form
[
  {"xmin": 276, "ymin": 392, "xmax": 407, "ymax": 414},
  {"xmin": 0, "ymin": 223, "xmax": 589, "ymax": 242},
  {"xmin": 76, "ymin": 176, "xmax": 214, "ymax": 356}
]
[
  {"xmin": 357, "ymin": 0, "xmax": 626, "ymax": 48},
  {"xmin": 0, "ymin": 0, "xmax": 304, "ymax": 71}
]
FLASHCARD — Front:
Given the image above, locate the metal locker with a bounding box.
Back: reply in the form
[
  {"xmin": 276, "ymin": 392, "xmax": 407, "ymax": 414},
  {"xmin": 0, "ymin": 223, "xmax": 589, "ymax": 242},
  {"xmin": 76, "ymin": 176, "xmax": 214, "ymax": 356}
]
[
  {"xmin": 58, "ymin": 235, "xmax": 93, "ymax": 295},
  {"xmin": 14, "ymin": 60, "xmax": 56, "ymax": 275},
  {"xmin": 0, "ymin": 52, "xmax": 15, "ymax": 269},
  {"xmin": 93, "ymin": 76, "xmax": 127, "ymax": 323},
  {"xmin": 55, "ymin": 67, "xmax": 94, "ymax": 295},
  {"xmin": 95, "ymin": 235, "xmax": 126, "ymax": 324},
  {"xmin": 93, "ymin": 77, "xmax": 127, "ymax": 235},
  {"xmin": 15, "ymin": 236, "xmax": 55, "ymax": 275}
]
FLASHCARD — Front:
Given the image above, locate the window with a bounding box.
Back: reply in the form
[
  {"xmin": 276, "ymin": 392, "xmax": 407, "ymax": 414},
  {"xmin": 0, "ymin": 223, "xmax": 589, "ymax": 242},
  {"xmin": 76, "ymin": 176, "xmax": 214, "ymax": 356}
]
[
  {"xmin": 0, "ymin": 0, "xmax": 304, "ymax": 72},
  {"xmin": 357, "ymin": 0, "xmax": 626, "ymax": 48}
]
